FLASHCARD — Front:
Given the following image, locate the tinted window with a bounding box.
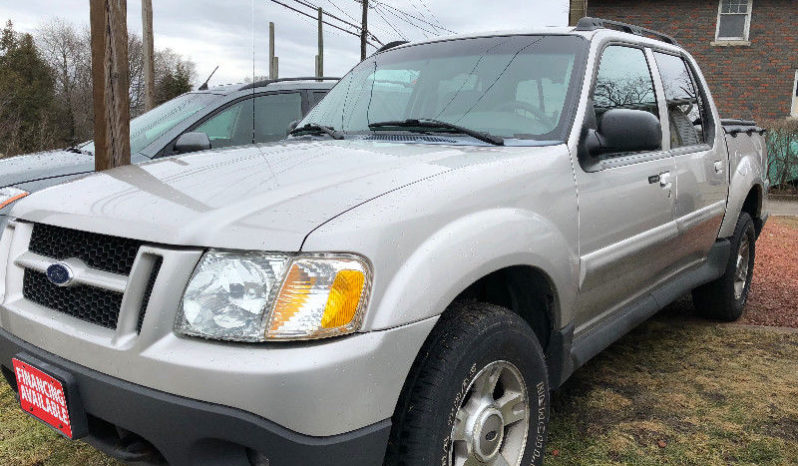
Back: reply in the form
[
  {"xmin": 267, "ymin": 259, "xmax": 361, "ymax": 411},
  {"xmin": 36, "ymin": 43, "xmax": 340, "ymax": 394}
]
[
  {"xmin": 253, "ymin": 92, "xmax": 303, "ymax": 142},
  {"xmin": 300, "ymin": 35, "xmax": 588, "ymax": 144},
  {"xmin": 194, "ymin": 92, "xmax": 302, "ymax": 149},
  {"xmin": 308, "ymin": 91, "xmax": 328, "ymax": 109},
  {"xmin": 654, "ymin": 52, "xmax": 706, "ymax": 148}
]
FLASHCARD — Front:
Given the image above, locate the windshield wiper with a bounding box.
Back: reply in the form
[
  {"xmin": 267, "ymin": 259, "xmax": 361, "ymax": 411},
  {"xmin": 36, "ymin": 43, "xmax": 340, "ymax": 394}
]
[
  {"xmin": 369, "ymin": 119, "xmax": 504, "ymax": 146},
  {"xmin": 290, "ymin": 123, "xmax": 344, "ymax": 140}
]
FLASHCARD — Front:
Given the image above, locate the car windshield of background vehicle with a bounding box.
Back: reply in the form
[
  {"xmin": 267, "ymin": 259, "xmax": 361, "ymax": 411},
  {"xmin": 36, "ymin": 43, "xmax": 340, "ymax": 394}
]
[
  {"xmin": 299, "ymin": 35, "xmax": 587, "ymax": 145},
  {"xmin": 81, "ymin": 92, "xmax": 218, "ymax": 155}
]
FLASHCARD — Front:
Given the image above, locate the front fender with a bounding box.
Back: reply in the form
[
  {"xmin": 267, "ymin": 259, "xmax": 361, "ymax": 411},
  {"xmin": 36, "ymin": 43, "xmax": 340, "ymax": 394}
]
[
  {"xmin": 367, "ymin": 208, "xmax": 576, "ymax": 330},
  {"xmin": 304, "ymin": 204, "xmax": 578, "ymax": 332}
]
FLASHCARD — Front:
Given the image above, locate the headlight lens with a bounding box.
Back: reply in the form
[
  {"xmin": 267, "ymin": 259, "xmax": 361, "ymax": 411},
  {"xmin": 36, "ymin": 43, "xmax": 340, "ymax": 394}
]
[
  {"xmin": 0, "ymin": 188, "xmax": 29, "ymax": 210},
  {"xmin": 176, "ymin": 251, "xmax": 371, "ymax": 342}
]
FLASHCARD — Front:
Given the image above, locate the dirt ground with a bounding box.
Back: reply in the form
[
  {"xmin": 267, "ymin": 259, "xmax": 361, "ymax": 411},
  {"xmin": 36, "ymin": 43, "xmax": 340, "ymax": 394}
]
[{"xmin": 742, "ymin": 216, "xmax": 798, "ymax": 328}]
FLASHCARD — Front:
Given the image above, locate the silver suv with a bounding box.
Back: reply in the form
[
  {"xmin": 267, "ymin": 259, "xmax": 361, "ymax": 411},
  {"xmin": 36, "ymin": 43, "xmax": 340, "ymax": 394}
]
[{"xmin": 0, "ymin": 18, "xmax": 768, "ymax": 466}]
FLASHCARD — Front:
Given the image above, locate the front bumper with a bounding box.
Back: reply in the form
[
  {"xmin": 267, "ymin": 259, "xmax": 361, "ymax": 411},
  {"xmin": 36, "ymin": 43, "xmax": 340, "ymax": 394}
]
[{"xmin": 0, "ymin": 327, "xmax": 391, "ymax": 466}]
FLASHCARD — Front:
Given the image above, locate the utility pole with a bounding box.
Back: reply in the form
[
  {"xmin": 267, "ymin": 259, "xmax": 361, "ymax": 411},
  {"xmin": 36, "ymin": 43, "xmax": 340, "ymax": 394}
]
[
  {"xmin": 315, "ymin": 7, "xmax": 323, "ymax": 77},
  {"xmin": 569, "ymin": 0, "xmax": 588, "ymax": 26},
  {"xmin": 142, "ymin": 0, "xmax": 155, "ymax": 111},
  {"xmin": 269, "ymin": 22, "xmax": 280, "ymax": 79},
  {"xmin": 89, "ymin": 0, "xmax": 131, "ymax": 171},
  {"xmin": 269, "ymin": 22, "xmax": 279, "ymax": 79},
  {"xmin": 360, "ymin": 0, "xmax": 368, "ymax": 60}
]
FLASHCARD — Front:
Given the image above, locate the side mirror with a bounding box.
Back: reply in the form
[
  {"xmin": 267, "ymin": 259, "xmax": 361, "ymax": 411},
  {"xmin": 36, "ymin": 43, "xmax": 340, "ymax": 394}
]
[
  {"xmin": 174, "ymin": 132, "xmax": 211, "ymax": 154},
  {"xmin": 587, "ymin": 109, "xmax": 661, "ymax": 156},
  {"xmin": 287, "ymin": 120, "xmax": 300, "ymax": 133}
]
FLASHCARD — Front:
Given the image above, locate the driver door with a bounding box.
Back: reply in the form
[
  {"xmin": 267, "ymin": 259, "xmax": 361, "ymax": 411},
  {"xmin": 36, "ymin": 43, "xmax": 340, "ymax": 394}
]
[{"xmin": 574, "ymin": 45, "xmax": 678, "ymax": 332}]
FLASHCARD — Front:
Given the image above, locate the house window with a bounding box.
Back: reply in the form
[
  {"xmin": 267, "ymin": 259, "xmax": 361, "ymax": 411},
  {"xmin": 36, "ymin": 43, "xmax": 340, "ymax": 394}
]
[
  {"xmin": 715, "ymin": 0, "xmax": 753, "ymax": 41},
  {"xmin": 792, "ymin": 71, "xmax": 798, "ymax": 118}
]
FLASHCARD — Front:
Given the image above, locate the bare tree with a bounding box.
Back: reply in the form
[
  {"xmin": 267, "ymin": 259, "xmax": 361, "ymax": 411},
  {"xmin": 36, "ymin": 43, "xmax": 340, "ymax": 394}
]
[{"xmin": 36, "ymin": 19, "xmax": 92, "ymax": 145}]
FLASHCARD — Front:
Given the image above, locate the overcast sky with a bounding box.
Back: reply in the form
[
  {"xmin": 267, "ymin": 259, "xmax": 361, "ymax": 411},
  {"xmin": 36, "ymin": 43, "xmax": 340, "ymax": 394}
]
[{"xmin": 0, "ymin": 0, "xmax": 569, "ymax": 86}]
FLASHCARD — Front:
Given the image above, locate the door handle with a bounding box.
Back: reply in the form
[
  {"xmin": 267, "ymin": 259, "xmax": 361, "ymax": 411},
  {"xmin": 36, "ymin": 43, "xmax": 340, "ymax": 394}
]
[
  {"xmin": 714, "ymin": 160, "xmax": 724, "ymax": 174},
  {"xmin": 659, "ymin": 172, "xmax": 672, "ymax": 188}
]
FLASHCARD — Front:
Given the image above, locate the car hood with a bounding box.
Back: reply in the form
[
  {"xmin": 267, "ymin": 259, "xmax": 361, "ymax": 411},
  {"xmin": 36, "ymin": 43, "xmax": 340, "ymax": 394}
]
[
  {"xmin": 11, "ymin": 140, "xmax": 517, "ymax": 251},
  {"xmin": 0, "ymin": 150, "xmax": 94, "ymax": 189}
]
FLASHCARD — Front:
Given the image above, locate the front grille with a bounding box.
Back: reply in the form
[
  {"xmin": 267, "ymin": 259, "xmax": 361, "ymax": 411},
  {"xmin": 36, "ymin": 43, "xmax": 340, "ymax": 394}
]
[
  {"xmin": 23, "ymin": 270, "xmax": 123, "ymax": 330},
  {"xmin": 137, "ymin": 257, "xmax": 163, "ymax": 332},
  {"xmin": 29, "ymin": 223, "xmax": 143, "ymax": 275}
]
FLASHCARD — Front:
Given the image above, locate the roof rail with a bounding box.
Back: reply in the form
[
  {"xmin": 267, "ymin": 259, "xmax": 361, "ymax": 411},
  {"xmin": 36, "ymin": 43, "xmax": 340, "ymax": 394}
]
[
  {"xmin": 375, "ymin": 40, "xmax": 409, "ymax": 53},
  {"xmin": 239, "ymin": 77, "xmax": 339, "ymax": 91},
  {"xmin": 574, "ymin": 17, "xmax": 679, "ymax": 46}
]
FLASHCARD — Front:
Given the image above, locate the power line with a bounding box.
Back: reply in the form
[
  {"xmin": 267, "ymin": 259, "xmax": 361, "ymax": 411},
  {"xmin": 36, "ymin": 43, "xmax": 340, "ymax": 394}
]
[
  {"xmin": 406, "ymin": 0, "xmax": 443, "ymax": 35},
  {"xmin": 413, "ymin": 0, "xmax": 448, "ymax": 33},
  {"xmin": 372, "ymin": 3, "xmax": 436, "ymax": 38},
  {"xmin": 324, "ymin": 0, "xmax": 358, "ymax": 24},
  {"xmin": 268, "ymin": 0, "xmax": 380, "ymax": 47},
  {"xmin": 372, "ymin": 6, "xmax": 408, "ymax": 41},
  {"xmin": 372, "ymin": 0, "xmax": 456, "ymax": 34}
]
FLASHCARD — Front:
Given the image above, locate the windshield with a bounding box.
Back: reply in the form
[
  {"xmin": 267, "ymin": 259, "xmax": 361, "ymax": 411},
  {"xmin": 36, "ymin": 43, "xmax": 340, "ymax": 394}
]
[
  {"xmin": 82, "ymin": 92, "xmax": 218, "ymax": 155},
  {"xmin": 299, "ymin": 35, "xmax": 587, "ymax": 144}
]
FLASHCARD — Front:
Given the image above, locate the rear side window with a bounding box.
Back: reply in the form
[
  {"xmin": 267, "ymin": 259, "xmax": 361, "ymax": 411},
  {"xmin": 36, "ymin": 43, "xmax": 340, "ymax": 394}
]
[
  {"xmin": 654, "ymin": 52, "xmax": 707, "ymax": 148},
  {"xmin": 308, "ymin": 91, "xmax": 328, "ymax": 109},
  {"xmin": 193, "ymin": 92, "xmax": 302, "ymax": 150}
]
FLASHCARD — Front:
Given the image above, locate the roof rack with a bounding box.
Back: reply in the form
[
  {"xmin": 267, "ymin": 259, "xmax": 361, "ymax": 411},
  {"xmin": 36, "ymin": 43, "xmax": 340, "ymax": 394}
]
[
  {"xmin": 239, "ymin": 77, "xmax": 339, "ymax": 91},
  {"xmin": 574, "ymin": 17, "xmax": 679, "ymax": 46},
  {"xmin": 375, "ymin": 41, "xmax": 409, "ymax": 53}
]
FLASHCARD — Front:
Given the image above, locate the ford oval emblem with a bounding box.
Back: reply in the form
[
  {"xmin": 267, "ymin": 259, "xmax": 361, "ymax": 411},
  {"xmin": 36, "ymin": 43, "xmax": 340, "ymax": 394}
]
[{"xmin": 46, "ymin": 263, "xmax": 74, "ymax": 287}]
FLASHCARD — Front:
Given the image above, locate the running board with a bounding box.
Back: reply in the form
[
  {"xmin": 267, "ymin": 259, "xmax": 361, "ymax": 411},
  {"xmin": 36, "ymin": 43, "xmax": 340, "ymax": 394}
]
[{"xmin": 568, "ymin": 239, "xmax": 731, "ymax": 373}]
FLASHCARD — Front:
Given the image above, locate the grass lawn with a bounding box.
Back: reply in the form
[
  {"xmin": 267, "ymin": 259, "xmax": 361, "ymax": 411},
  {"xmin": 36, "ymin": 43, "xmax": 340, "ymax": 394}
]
[
  {"xmin": 1, "ymin": 220, "xmax": 796, "ymax": 465},
  {"xmin": 547, "ymin": 313, "xmax": 798, "ymax": 465}
]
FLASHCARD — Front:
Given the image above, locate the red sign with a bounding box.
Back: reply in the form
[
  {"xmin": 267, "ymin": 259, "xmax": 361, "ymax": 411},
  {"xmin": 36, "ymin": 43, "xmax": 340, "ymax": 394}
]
[{"xmin": 12, "ymin": 358, "xmax": 73, "ymax": 438}]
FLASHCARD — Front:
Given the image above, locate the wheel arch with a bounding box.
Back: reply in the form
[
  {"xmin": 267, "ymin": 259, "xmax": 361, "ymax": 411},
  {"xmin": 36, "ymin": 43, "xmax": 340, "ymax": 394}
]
[{"xmin": 718, "ymin": 153, "xmax": 766, "ymax": 239}]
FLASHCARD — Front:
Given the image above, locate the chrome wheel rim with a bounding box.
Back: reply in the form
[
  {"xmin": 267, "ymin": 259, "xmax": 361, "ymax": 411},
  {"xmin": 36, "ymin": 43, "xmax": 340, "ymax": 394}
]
[
  {"xmin": 734, "ymin": 234, "xmax": 751, "ymax": 300},
  {"xmin": 449, "ymin": 361, "xmax": 529, "ymax": 466}
]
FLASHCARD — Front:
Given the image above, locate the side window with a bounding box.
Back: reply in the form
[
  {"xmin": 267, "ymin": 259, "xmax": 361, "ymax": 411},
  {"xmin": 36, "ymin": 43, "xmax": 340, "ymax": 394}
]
[
  {"xmin": 308, "ymin": 91, "xmax": 328, "ymax": 109},
  {"xmin": 253, "ymin": 92, "xmax": 302, "ymax": 143},
  {"xmin": 593, "ymin": 46, "xmax": 660, "ymax": 154},
  {"xmin": 654, "ymin": 52, "xmax": 707, "ymax": 148},
  {"xmin": 193, "ymin": 92, "xmax": 302, "ymax": 149},
  {"xmin": 194, "ymin": 99, "xmax": 254, "ymax": 149},
  {"xmin": 792, "ymin": 70, "xmax": 798, "ymax": 118}
]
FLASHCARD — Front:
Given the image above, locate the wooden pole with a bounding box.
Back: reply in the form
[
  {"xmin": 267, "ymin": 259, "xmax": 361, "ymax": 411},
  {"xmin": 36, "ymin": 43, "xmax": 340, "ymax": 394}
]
[
  {"xmin": 569, "ymin": 0, "xmax": 588, "ymax": 26},
  {"xmin": 142, "ymin": 0, "xmax": 155, "ymax": 111},
  {"xmin": 360, "ymin": 0, "xmax": 368, "ymax": 61},
  {"xmin": 269, "ymin": 22, "xmax": 277, "ymax": 79},
  {"xmin": 316, "ymin": 7, "xmax": 323, "ymax": 77},
  {"xmin": 90, "ymin": 0, "xmax": 131, "ymax": 171}
]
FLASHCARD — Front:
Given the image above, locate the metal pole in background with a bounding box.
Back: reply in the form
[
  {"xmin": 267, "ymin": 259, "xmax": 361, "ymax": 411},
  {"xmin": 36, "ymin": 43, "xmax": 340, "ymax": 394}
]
[
  {"xmin": 269, "ymin": 22, "xmax": 277, "ymax": 79},
  {"xmin": 360, "ymin": 0, "xmax": 368, "ymax": 60},
  {"xmin": 142, "ymin": 0, "xmax": 155, "ymax": 110},
  {"xmin": 316, "ymin": 7, "xmax": 324, "ymax": 77},
  {"xmin": 90, "ymin": 0, "xmax": 131, "ymax": 170}
]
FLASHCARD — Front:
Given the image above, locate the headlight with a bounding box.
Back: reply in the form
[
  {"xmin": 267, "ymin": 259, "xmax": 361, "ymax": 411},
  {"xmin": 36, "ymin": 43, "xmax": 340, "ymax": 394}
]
[
  {"xmin": 175, "ymin": 251, "xmax": 372, "ymax": 342},
  {"xmin": 0, "ymin": 188, "xmax": 29, "ymax": 210}
]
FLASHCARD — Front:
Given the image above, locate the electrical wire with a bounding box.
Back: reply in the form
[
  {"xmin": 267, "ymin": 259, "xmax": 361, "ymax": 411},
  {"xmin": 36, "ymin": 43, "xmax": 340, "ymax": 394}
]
[{"xmin": 372, "ymin": 0, "xmax": 456, "ymax": 34}]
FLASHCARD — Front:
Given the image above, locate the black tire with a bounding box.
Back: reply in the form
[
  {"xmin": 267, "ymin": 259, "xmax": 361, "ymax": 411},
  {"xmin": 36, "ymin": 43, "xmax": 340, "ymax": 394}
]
[
  {"xmin": 692, "ymin": 212, "xmax": 756, "ymax": 321},
  {"xmin": 385, "ymin": 301, "xmax": 549, "ymax": 466}
]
